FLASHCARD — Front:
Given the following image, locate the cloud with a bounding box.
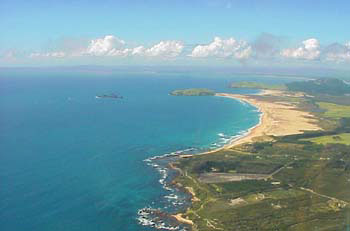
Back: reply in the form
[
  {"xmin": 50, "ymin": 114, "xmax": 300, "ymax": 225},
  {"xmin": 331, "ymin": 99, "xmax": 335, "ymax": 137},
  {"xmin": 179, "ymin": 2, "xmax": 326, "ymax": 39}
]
[
  {"xmin": 323, "ymin": 42, "xmax": 350, "ymax": 62},
  {"xmin": 25, "ymin": 35, "xmax": 350, "ymax": 66},
  {"xmin": 189, "ymin": 37, "xmax": 252, "ymax": 60},
  {"xmin": 1, "ymin": 50, "xmax": 18, "ymax": 62},
  {"xmin": 28, "ymin": 35, "xmax": 184, "ymax": 59},
  {"xmin": 85, "ymin": 35, "xmax": 126, "ymax": 56},
  {"xmin": 281, "ymin": 38, "xmax": 320, "ymax": 60},
  {"xmin": 85, "ymin": 38, "xmax": 184, "ymax": 58},
  {"xmin": 138, "ymin": 40, "xmax": 184, "ymax": 58},
  {"xmin": 30, "ymin": 51, "xmax": 66, "ymax": 58},
  {"xmin": 130, "ymin": 46, "xmax": 145, "ymax": 56},
  {"xmin": 252, "ymin": 33, "xmax": 284, "ymax": 58}
]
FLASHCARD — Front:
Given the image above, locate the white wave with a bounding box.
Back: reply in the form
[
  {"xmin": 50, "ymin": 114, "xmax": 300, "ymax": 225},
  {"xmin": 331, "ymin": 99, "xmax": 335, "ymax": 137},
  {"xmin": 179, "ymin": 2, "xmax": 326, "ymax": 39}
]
[
  {"xmin": 164, "ymin": 194, "xmax": 178, "ymax": 200},
  {"xmin": 217, "ymin": 132, "xmax": 225, "ymax": 137},
  {"xmin": 137, "ymin": 207, "xmax": 181, "ymax": 230}
]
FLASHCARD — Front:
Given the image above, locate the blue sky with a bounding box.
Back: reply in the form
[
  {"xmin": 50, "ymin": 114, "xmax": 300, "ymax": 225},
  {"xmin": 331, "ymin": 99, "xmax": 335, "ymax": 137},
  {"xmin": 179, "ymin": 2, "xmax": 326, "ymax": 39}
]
[{"xmin": 1, "ymin": 0, "xmax": 350, "ymax": 68}]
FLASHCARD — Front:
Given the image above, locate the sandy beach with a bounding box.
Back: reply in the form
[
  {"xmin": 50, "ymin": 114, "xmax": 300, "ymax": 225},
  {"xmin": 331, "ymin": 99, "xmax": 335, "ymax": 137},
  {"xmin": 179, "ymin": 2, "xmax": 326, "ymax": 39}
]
[
  {"xmin": 174, "ymin": 90, "xmax": 322, "ymax": 225},
  {"xmin": 217, "ymin": 90, "xmax": 321, "ymax": 147},
  {"xmin": 179, "ymin": 90, "xmax": 321, "ymax": 158}
]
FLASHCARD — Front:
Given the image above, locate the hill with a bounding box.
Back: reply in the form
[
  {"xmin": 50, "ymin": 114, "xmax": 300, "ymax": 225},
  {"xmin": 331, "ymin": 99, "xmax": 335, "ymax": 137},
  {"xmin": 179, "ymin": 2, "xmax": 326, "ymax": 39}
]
[
  {"xmin": 286, "ymin": 78, "xmax": 350, "ymax": 96},
  {"xmin": 230, "ymin": 82, "xmax": 287, "ymax": 90},
  {"xmin": 170, "ymin": 88, "xmax": 215, "ymax": 96}
]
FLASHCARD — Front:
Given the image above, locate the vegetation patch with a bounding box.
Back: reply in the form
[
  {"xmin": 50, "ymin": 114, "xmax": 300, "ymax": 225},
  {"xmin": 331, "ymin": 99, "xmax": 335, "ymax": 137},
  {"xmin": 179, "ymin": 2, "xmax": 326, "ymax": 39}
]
[
  {"xmin": 170, "ymin": 88, "xmax": 215, "ymax": 96},
  {"xmin": 302, "ymin": 133, "xmax": 350, "ymax": 145},
  {"xmin": 173, "ymin": 129, "xmax": 350, "ymax": 231},
  {"xmin": 317, "ymin": 102, "xmax": 350, "ymax": 118},
  {"xmin": 172, "ymin": 79, "xmax": 350, "ymax": 230},
  {"xmin": 230, "ymin": 81, "xmax": 287, "ymax": 90},
  {"xmin": 286, "ymin": 78, "xmax": 350, "ymax": 96}
]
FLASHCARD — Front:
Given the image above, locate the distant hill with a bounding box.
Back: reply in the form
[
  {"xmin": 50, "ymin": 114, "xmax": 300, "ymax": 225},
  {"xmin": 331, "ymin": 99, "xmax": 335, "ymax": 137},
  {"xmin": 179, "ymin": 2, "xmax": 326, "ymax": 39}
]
[
  {"xmin": 230, "ymin": 82, "xmax": 286, "ymax": 90},
  {"xmin": 170, "ymin": 88, "xmax": 215, "ymax": 96},
  {"xmin": 286, "ymin": 78, "xmax": 350, "ymax": 96}
]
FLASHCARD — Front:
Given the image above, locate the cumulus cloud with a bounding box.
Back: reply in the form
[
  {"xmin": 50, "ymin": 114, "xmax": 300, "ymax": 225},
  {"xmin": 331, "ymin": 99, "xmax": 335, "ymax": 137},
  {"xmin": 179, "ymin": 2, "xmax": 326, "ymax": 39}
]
[
  {"xmin": 131, "ymin": 40, "xmax": 184, "ymax": 58},
  {"xmin": 281, "ymin": 38, "xmax": 320, "ymax": 60},
  {"xmin": 85, "ymin": 35, "xmax": 126, "ymax": 56},
  {"xmin": 323, "ymin": 42, "xmax": 350, "ymax": 62},
  {"xmin": 26, "ymin": 35, "xmax": 350, "ymax": 65},
  {"xmin": 28, "ymin": 35, "xmax": 184, "ymax": 59},
  {"xmin": 85, "ymin": 37, "xmax": 184, "ymax": 58},
  {"xmin": 189, "ymin": 37, "xmax": 252, "ymax": 60},
  {"xmin": 131, "ymin": 46, "xmax": 145, "ymax": 56}
]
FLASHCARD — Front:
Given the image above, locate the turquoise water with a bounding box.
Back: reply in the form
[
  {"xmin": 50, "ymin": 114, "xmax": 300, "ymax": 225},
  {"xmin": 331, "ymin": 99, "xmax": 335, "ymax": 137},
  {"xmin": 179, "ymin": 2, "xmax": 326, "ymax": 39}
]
[{"xmin": 0, "ymin": 75, "xmax": 261, "ymax": 231}]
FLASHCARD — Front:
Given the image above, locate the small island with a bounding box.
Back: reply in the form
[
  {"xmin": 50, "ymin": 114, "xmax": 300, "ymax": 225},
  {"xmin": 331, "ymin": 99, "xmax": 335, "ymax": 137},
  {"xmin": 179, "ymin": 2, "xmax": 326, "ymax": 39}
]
[{"xmin": 170, "ymin": 88, "xmax": 215, "ymax": 96}]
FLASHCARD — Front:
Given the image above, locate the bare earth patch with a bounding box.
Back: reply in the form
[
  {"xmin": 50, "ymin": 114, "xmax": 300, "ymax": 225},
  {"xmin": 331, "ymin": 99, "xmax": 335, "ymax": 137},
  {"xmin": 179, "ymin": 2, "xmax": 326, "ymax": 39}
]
[
  {"xmin": 230, "ymin": 197, "xmax": 247, "ymax": 206},
  {"xmin": 185, "ymin": 186, "xmax": 200, "ymax": 202},
  {"xmin": 198, "ymin": 172, "xmax": 269, "ymax": 183}
]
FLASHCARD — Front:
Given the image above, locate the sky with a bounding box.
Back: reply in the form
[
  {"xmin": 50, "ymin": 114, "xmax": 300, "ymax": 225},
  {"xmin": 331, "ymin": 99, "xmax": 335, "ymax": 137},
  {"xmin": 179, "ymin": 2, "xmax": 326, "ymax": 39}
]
[{"xmin": 1, "ymin": 0, "xmax": 350, "ymax": 69}]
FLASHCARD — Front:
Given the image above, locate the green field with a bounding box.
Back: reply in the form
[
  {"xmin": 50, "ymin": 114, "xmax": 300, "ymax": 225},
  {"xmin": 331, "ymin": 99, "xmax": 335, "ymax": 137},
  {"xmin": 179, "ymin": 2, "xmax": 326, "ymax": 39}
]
[
  {"xmin": 173, "ymin": 140, "xmax": 350, "ymax": 231},
  {"xmin": 230, "ymin": 81, "xmax": 287, "ymax": 90},
  {"xmin": 170, "ymin": 88, "xmax": 215, "ymax": 96},
  {"xmin": 302, "ymin": 133, "xmax": 350, "ymax": 145},
  {"xmin": 317, "ymin": 102, "xmax": 350, "ymax": 118},
  {"xmin": 171, "ymin": 79, "xmax": 350, "ymax": 230}
]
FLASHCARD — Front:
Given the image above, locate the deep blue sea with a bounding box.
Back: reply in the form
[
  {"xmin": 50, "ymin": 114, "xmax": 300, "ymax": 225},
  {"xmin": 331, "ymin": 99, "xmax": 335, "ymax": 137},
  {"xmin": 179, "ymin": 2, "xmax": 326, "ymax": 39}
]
[{"xmin": 0, "ymin": 74, "xmax": 293, "ymax": 231}]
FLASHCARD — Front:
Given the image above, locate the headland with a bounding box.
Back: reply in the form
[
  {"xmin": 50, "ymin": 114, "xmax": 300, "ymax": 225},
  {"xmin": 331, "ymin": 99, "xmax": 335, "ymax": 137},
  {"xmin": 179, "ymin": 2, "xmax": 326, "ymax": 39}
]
[{"xmin": 171, "ymin": 79, "xmax": 350, "ymax": 230}]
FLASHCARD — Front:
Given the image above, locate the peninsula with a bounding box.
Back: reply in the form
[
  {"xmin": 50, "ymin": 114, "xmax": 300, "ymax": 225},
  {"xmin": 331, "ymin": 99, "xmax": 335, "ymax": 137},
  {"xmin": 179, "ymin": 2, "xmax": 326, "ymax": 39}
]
[
  {"xmin": 170, "ymin": 88, "xmax": 215, "ymax": 96},
  {"xmin": 171, "ymin": 79, "xmax": 350, "ymax": 231}
]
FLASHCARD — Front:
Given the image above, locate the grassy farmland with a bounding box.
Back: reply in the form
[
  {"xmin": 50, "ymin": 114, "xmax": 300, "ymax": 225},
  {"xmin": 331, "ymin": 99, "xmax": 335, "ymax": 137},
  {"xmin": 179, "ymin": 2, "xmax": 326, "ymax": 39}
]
[
  {"xmin": 317, "ymin": 102, "xmax": 350, "ymax": 119},
  {"xmin": 171, "ymin": 79, "xmax": 350, "ymax": 230},
  {"xmin": 173, "ymin": 140, "xmax": 350, "ymax": 231},
  {"xmin": 302, "ymin": 133, "xmax": 350, "ymax": 145},
  {"xmin": 230, "ymin": 81, "xmax": 287, "ymax": 90}
]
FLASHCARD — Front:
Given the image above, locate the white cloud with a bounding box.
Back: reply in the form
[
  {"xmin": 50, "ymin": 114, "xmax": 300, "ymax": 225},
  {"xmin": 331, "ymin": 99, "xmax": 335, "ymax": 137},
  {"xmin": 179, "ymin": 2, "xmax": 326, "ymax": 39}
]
[
  {"xmin": 136, "ymin": 40, "xmax": 184, "ymax": 58},
  {"xmin": 281, "ymin": 38, "xmax": 320, "ymax": 60},
  {"xmin": 85, "ymin": 35, "xmax": 125, "ymax": 56},
  {"xmin": 189, "ymin": 37, "xmax": 252, "ymax": 60},
  {"xmin": 84, "ymin": 36, "xmax": 183, "ymax": 58},
  {"xmin": 30, "ymin": 51, "xmax": 66, "ymax": 58},
  {"xmin": 324, "ymin": 42, "xmax": 350, "ymax": 62},
  {"xmin": 28, "ymin": 36, "xmax": 184, "ymax": 59},
  {"xmin": 103, "ymin": 40, "xmax": 184, "ymax": 58},
  {"xmin": 107, "ymin": 48, "xmax": 132, "ymax": 57},
  {"xmin": 27, "ymin": 35, "xmax": 350, "ymax": 65},
  {"xmin": 131, "ymin": 46, "xmax": 146, "ymax": 56}
]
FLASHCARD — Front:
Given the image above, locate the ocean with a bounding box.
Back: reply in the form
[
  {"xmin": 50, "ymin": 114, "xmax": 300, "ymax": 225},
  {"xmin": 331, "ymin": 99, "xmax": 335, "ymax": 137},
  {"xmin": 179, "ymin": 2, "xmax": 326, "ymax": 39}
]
[{"xmin": 0, "ymin": 73, "xmax": 290, "ymax": 231}]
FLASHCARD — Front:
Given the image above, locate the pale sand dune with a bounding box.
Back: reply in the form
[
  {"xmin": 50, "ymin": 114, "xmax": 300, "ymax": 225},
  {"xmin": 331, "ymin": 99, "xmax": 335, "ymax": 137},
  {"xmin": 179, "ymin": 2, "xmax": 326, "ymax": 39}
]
[
  {"xmin": 216, "ymin": 91, "xmax": 321, "ymax": 148},
  {"xmin": 179, "ymin": 91, "xmax": 321, "ymax": 157},
  {"xmin": 174, "ymin": 91, "xmax": 322, "ymax": 225}
]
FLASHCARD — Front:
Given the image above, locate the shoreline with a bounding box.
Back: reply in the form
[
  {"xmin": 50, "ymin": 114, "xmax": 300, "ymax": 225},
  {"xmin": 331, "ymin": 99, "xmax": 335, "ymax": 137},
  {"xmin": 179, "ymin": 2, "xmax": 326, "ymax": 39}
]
[
  {"xmin": 215, "ymin": 91, "xmax": 268, "ymax": 149},
  {"xmin": 158, "ymin": 89, "xmax": 322, "ymax": 227},
  {"xmin": 180, "ymin": 90, "xmax": 266, "ymax": 157},
  {"xmin": 172, "ymin": 89, "xmax": 322, "ymax": 226},
  {"xmin": 218, "ymin": 91, "xmax": 321, "ymax": 147},
  {"xmin": 181, "ymin": 89, "xmax": 321, "ymax": 158}
]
